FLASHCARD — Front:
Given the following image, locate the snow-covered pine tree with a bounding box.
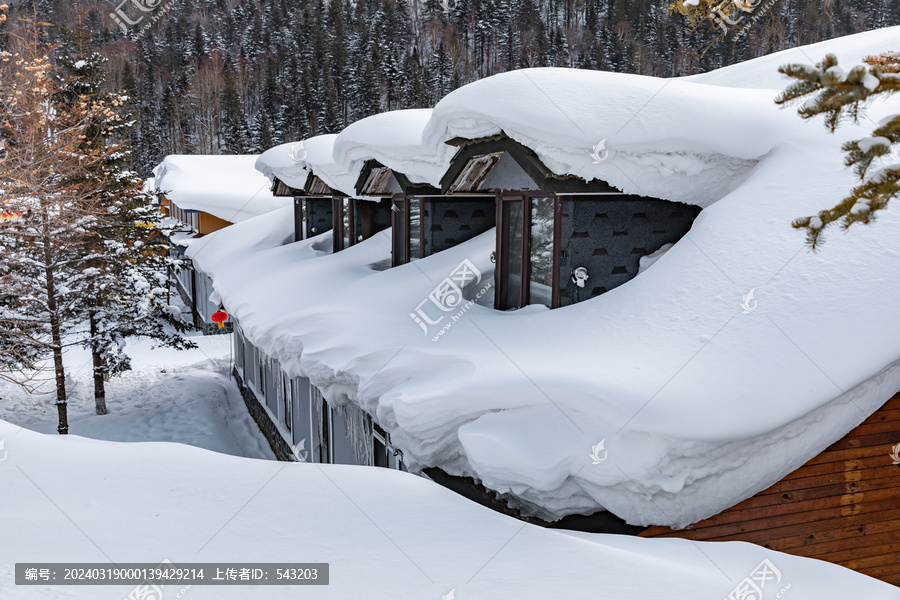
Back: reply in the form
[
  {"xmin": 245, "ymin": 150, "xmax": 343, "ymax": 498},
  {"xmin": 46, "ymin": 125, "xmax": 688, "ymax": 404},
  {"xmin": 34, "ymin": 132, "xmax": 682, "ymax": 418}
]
[
  {"xmin": 56, "ymin": 45, "xmax": 195, "ymax": 415},
  {"xmin": 403, "ymin": 48, "xmax": 430, "ymax": 108},
  {"xmin": 0, "ymin": 36, "xmax": 118, "ymax": 433},
  {"xmin": 776, "ymin": 52, "xmax": 899, "ymax": 248},
  {"xmin": 221, "ymin": 65, "xmax": 252, "ymax": 153}
]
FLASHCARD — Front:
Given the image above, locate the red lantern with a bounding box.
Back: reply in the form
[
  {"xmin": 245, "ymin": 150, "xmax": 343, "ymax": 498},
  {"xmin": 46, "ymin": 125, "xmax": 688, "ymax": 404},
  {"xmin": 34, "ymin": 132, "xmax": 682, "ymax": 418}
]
[{"xmin": 211, "ymin": 309, "xmax": 229, "ymax": 329}]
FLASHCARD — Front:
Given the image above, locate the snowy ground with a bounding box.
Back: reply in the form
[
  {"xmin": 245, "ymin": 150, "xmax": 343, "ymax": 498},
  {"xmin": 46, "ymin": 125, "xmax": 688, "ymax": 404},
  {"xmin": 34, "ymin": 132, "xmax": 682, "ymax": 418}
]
[
  {"xmin": 0, "ymin": 325, "xmax": 273, "ymax": 461},
  {"xmin": 0, "ymin": 286, "xmax": 895, "ymax": 599},
  {"xmin": 1, "ymin": 422, "xmax": 897, "ymax": 600}
]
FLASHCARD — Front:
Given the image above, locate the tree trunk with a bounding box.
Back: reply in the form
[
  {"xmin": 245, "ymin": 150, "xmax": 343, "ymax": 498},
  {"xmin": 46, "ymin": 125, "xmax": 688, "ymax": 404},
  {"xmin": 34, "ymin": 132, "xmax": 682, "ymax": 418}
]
[
  {"xmin": 89, "ymin": 313, "xmax": 108, "ymax": 415},
  {"xmin": 43, "ymin": 225, "xmax": 68, "ymax": 435}
]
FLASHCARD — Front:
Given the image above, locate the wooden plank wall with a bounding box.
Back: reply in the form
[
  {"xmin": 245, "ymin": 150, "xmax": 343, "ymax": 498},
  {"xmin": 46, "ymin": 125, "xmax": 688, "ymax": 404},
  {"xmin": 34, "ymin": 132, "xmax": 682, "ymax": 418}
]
[{"xmin": 640, "ymin": 390, "xmax": 900, "ymax": 586}]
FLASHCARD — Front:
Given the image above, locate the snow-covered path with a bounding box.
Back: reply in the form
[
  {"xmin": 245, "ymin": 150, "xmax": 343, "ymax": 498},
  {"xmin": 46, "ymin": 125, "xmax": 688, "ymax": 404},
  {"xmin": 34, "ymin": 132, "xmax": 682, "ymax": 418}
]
[{"xmin": 0, "ymin": 333, "xmax": 273, "ymax": 461}]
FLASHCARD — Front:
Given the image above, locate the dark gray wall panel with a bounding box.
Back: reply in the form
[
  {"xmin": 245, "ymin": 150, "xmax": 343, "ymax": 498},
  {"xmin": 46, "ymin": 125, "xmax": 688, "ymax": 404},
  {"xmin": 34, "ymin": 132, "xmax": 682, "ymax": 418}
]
[{"xmin": 559, "ymin": 196, "xmax": 700, "ymax": 306}]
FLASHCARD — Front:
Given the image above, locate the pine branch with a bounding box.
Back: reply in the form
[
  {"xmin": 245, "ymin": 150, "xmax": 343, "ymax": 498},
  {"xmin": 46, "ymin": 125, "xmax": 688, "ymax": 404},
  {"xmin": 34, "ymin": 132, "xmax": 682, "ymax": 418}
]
[{"xmin": 778, "ymin": 52, "xmax": 900, "ymax": 248}]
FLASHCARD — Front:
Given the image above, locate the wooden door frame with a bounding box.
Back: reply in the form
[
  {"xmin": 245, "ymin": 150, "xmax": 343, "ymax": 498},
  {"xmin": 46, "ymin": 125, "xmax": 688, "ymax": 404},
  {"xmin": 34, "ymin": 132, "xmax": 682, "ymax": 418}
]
[{"xmin": 391, "ymin": 194, "xmax": 408, "ymax": 267}]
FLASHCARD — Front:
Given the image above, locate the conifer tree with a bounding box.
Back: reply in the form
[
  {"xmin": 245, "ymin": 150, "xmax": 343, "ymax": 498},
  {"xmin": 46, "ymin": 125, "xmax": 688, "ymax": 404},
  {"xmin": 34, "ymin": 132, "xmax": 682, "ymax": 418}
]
[{"xmin": 221, "ymin": 65, "xmax": 251, "ymax": 153}]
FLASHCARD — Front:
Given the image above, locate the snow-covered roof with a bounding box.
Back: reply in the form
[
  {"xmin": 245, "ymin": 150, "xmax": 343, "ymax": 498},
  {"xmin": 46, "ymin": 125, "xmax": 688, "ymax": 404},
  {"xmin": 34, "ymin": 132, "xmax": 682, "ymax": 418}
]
[
  {"xmin": 281, "ymin": 134, "xmax": 360, "ymax": 196},
  {"xmin": 189, "ymin": 28, "xmax": 900, "ymax": 528},
  {"xmin": 332, "ymin": 108, "xmax": 446, "ymax": 188},
  {"xmin": 423, "ymin": 67, "xmax": 803, "ymax": 207},
  {"xmin": 4, "ymin": 421, "xmax": 895, "ymax": 599},
  {"xmin": 254, "ymin": 142, "xmax": 311, "ymax": 191},
  {"xmin": 153, "ymin": 155, "xmax": 289, "ymax": 224},
  {"xmin": 683, "ymin": 25, "xmax": 900, "ymax": 89}
]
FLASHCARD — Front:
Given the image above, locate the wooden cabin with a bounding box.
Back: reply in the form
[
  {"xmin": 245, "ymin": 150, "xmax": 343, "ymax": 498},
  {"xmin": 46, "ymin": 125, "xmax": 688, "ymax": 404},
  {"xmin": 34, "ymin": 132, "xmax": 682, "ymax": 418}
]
[
  {"xmin": 439, "ymin": 135, "xmax": 701, "ymax": 310},
  {"xmin": 158, "ymin": 196, "xmax": 233, "ymax": 334},
  {"xmin": 159, "ymin": 194, "xmax": 233, "ymax": 235},
  {"xmin": 353, "ymin": 159, "xmax": 496, "ymax": 267},
  {"xmin": 641, "ymin": 389, "xmax": 900, "ymax": 586}
]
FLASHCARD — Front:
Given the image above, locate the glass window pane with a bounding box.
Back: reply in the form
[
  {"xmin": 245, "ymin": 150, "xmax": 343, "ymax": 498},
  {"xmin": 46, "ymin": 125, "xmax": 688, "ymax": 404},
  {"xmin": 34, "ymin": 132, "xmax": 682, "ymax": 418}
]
[
  {"xmin": 409, "ymin": 199, "xmax": 421, "ymax": 261},
  {"xmin": 529, "ymin": 197, "xmax": 554, "ymax": 307},
  {"xmin": 342, "ymin": 199, "xmax": 351, "ymax": 248},
  {"xmin": 501, "ymin": 200, "xmax": 524, "ymax": 309}
]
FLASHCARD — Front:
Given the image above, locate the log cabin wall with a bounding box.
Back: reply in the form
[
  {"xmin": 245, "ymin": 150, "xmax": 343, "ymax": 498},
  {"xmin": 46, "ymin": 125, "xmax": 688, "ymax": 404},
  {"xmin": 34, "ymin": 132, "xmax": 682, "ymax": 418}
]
[{"xmin": 640, "ymin": 390, "xmax": 900, "ymax": 585}]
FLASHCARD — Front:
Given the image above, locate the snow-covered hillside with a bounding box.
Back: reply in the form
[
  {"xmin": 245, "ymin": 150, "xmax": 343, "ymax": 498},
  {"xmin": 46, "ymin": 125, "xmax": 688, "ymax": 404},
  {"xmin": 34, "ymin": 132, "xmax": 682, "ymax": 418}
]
[{"xmin": 1, "ymin": 422, "xmax": 897, "ymax": 600}]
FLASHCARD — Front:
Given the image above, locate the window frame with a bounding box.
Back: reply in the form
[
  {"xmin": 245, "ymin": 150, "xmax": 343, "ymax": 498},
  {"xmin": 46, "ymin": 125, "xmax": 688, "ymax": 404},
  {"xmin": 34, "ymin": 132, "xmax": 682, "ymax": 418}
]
[
  {"xmin": 495, "ymin": 191, "xmax": 561, "ymax": 310},
  {"xmin": 391, "ymin": 194, "xmax": 425, "ymax": 267},
  {"xmin": 332, "ymin": 197, "xmax": 355, "ymax": 253}
]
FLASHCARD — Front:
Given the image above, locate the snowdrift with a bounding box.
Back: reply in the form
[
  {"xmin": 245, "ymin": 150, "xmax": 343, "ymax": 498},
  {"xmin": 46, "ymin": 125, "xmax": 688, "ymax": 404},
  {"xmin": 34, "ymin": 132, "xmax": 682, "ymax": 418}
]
[{"xmin": 1, "ymin": 422, "xmax": 896, "ymax": 599}]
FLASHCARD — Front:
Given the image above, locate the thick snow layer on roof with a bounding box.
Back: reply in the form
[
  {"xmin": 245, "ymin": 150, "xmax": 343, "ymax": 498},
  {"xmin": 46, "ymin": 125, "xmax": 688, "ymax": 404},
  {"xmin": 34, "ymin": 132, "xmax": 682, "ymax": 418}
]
[
  {"xmin": 254, "ymin": 142, "xmax": 311, "ymax": 190},
  {"xmin": 332, "ymin": 109, "xmax": 446, "ymax": 187},
  {"xmin": 189, "ymin": 30, "xmax": 900, "ymax": 528},
  {"xmin": 4, "ymin": 422, "xmax": 895, "ymax": 599},
  {"xmin": 422, "ymin": 67, "xmax": 805, "ymax": 206},
  {"xmin": 153, "ymin": 155, "xmax": 288, "ymax": 223},
  {"xmin": 683, "ymin": 26, "xmax": 900, "ymax": 89},
  {"xmin": 282, "ymin": 134, "xmax": 360, "ymax": 196}
]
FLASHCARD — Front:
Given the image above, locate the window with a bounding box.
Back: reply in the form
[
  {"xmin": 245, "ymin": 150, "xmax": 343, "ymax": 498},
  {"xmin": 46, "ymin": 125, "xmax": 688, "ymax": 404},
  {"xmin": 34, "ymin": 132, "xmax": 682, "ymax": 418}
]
[
  {"xmin": 373, "ymin": 423, "xmax": 404, "ymax": 471},
  {"xmin": 496, "ymin": 193, "xmax": 558, "ymax": 310},
  {"xmin": 310, "ymin": 385, "xmax": 329, "ymax": 463},
  {"xmin": 409, "ymin": 199, "xmax": 421, "ymax": 261},
  {"xmin": 257, "ymin": 351, "xmax": 266, "ymax": 395},
  {"xmin": 294, "ymin": 198, "xmax": 306, "ymax": 242},
  {"xmin": 342, "ymin": 199, "xmax": 351, "ymax": 249},
  {"xmin": 281, "ymin": 373, "xmax": 292, "ymax": 432},
  {"xmin": 265, "ymin": 358, "xmax": 278, "ymax": 414},
  {"xmin": 529, "ymin": 197, "xmax": 555, "ymax": 307},
  {"xmin": 291, "ymin": 378, "xmax": 313, "ymax": 452},
  {"xmin": 332, "ymin": 197, "xmax": 354, "ymax": 252},
  {"xmin": 497, "ymin": 197, "xmax": 525, "ymax": 309},
  {"xmin": 234, "ymin": 327, "xmax": 244, "ymax": 376}
]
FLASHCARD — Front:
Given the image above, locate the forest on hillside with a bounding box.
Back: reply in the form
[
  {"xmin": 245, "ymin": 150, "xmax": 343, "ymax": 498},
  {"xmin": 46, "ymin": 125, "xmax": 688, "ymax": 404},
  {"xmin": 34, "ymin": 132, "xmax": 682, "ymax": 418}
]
[{"xmin": 2, "ymin": 0, "xmax": 898, "ymax": 174}]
